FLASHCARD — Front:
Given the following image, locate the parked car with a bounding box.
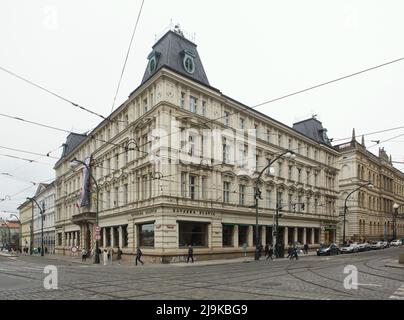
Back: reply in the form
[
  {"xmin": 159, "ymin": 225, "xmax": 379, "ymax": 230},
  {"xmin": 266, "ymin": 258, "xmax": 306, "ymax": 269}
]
[
  {"xmin": 390, "ymin": 239, "xmax": 403, "ymax": 246},
  {"xmin": 382, "ymin": 241, "xmax": 390, "ymax": 248},
  {"xmin": 340, "ymin": 243, "xmax": 359, "ymax": 254},
  {"xmin": 357, "ymin": 243, "xmax": 371, "ymax": 252},
  {"xmin": 370, "ymin": 241, "xmax": 384, "ymax": 250},
  {"xmin": 317, "ymin": 243, "xmax": 340, "ymax": 256}
]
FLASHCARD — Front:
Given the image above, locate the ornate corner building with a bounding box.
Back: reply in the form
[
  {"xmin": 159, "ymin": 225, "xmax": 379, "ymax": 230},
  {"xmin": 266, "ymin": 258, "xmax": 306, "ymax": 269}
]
[
  {"xmin": 335, "ymin": 131, "xmax": 404, "ymax": 242},
  {"xmin": 53, "ymin": 28, "xmax": 341, "ymax": 262}
]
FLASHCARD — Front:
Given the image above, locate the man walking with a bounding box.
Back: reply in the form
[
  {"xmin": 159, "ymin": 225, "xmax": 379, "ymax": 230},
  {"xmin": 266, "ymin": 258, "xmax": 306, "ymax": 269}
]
[
  {"xmin": 187, "ymin": 245, "xmax": 194, "ymax": 263},
  {"xmin": 117, "ymin": 247, "xmax": 122, "ymax": 265},
  {"xmin": 267, "ymin": 245, "xmax": 274, "ymax": 260},
  {"xmin": 286, "ymin": 245, "xmax": 292, "ymax": 258},
  {"xmin": 304, "ymin": 243, "xmax": 309, "ymax": 255},
  {"xmin": 135, "ymin": 247, "xmax": 144, "ymax": 266},
  {"xmin": 81, "ymin": 248, "xmax": 87, "ymax": 262}
]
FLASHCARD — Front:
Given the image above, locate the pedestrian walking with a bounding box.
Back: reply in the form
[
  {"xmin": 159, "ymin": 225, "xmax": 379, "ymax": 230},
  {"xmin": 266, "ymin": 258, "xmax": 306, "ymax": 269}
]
[
  {"xmin": 267, "ymin": 245, "xmax": 274, "ymax": 260},
  {"xmin": 304, "ymin": 243, "xmax": 309, "ymax": 255},
  {"xmin": 187, "ymin": 245, "xmax": 194, "ymax": 263},
  {"xmin": 103, "ymin": 249, "xmax": 108, "ymax": 266},
  {"xmin": 108, "ymin": 247, "xmax": 113, "ymax": 265},
  {"xmin": 81, "ymin": 248, "xmax": 87, "ymax": 262},
  {"xmin": 117, "ymin": 247, "xmax": 122, "ymax": 265},
  {"xmin": 135, "ymin": 247, "xmax": 144, "ymax": 266},
  {"xmin": 290, "ymin": 247, "xmax": 299, "ymax": 260},
  {"xmin": 286, "ymin": 245, "xmax": 292, "ymax": 258}
]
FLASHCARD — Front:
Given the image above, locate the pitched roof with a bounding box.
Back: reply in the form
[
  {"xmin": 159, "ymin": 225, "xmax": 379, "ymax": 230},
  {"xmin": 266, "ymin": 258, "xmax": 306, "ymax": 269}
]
[
  {"xmin": 141, "ymin": 30, "xmax": 210, "ymax": 87},
  {"xmin": 292, "ymin": 117, "xmax": 333, "ymax": 147}
]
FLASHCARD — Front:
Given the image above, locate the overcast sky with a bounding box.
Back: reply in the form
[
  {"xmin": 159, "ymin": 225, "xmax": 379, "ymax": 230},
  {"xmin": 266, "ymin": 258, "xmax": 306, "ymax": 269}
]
[{"xmin": 1, "ymin": 0, "xmax": 404, "ymax": 219}]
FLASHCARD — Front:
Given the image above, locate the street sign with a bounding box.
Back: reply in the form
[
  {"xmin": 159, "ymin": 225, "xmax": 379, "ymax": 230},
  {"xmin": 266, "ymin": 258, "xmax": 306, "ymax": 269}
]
[
  {"xmin": 95, "ymin": 234, "xmax": 101, "ymax": 240},
  {"xmin": 95, "ymin": 226, "xmax": 101, "ymax": 232}
]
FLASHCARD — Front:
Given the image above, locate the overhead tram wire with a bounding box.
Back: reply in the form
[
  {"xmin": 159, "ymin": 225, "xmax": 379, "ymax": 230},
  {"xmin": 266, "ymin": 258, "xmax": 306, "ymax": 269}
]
[
  {"xmin": 110, "ymin": 0, "xmax": 145, "ymax": 113},
  {"xmin": 0, "ymin": 65, "xmax": 109, "ymax": 121},
  {"xmin": 0, "ymin": 112, "xmax": 147, "ymax": 155}
]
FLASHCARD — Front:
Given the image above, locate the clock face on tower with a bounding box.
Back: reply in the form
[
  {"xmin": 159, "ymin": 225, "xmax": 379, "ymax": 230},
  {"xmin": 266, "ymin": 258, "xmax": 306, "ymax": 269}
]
[
  {"xmin": 183, "ymin": 54, "xmax": 195, "ymax": 74},
  {"xmin": 149, "ymin": 56, "xmax": 157, "ymax": 73}
]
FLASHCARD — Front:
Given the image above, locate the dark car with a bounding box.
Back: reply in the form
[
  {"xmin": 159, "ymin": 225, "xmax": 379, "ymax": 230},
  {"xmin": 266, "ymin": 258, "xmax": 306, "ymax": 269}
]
[{"xmin": 316, "ymin": 243, "xmax": 340, "ymax": 256}]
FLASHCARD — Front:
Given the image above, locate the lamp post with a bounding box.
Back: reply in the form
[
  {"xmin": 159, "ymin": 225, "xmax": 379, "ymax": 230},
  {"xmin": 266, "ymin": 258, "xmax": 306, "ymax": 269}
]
[
  {"xmin": 27, "ymin": 197, "xmax": 45, "ymax": 256},
  {"xmin": 342, "ymin": 181, "xmax": 373, "ymax": 245},
  {"xmin": 254, "ymin": 150, "xmax": 295, "ymax": 261},
  {"xmin": 71, "ymin": 158, "xmax": 100, "ymax": 264},
  {"xmin": 9, "ymin": 214, "xmax": 21, "ymax": 251}
]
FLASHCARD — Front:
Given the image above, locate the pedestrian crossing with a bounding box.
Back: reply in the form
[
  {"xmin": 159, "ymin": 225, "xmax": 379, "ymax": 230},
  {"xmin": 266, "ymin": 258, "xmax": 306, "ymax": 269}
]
[{"xmin": 389, "ymin": 284, "xmax": 404, "ymax": 300}]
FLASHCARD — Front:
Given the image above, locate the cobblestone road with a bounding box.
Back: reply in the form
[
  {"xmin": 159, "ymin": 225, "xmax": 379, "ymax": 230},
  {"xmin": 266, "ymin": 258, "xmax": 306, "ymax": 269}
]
[{"xmin": 0, "ymin": 247, "xmax": 403, "ymax": 300}]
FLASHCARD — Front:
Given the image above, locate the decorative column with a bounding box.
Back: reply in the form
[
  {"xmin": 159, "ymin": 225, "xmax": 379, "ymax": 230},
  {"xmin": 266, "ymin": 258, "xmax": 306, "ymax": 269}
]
[
  {"xmin": 294, "ymin": 227, "xmax": 298, "ymax": 243},
  {"xmin": 247, "ymin": 226, "xmax": 253, "ymax": 247},
  {"xmin": 261, "ymin": 226, "xmax": 266, "ymax": 245},
  {"xmin": 233, "ymin": 225, "xmax": 239, "ymax": 247},
  {"xmin": 118, "ymin": 226, "xmax": 123, "ymax": 249},
  {"xmin": 311, "ymin": 228, "xmax": 315, "ymax": 244},
  {"xmin": 283, "ymin": 227, "xmax": 288, "ymax": 247},
  {"xmin": 110, "ymin": 227, "xmax": 115, "ymax": 248},
  {"xmin": 102, "ymin": 228, "xmax": 106, "ymax": 248},
  {"xmin": 303, "ymin": 228, "xmax": 307, "ymax": 245}
]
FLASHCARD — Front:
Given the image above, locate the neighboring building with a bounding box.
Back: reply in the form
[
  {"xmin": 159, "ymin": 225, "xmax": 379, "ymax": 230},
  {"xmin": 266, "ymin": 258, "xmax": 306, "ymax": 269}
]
[
  {"xmin": 335, "ymin": 131, "xmax": 404, "ymax": 242},
  {"xmin": 18, "ymin": 200, "xmax": 32, "ymax": 251},
  {"xmin": 54, "ymin": 27, "xmax": 340, "ymax": 262},
  {"xmin": 31, "ymin": 182, "xmax": 56, "ymax": 254},
  {"xmin": 0, "ymin": 220, "xmax": 20, "ymax": 250}
]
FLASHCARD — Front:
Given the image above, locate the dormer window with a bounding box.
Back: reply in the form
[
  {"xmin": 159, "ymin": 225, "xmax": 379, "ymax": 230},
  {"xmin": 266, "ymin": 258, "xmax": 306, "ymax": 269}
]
[
  {"xmin": 182, "ymin": 49, "xmax": 196, "ymax": 74},
  {"xmin": 147, "ymin": 51, "xmax": 160, "ymax": 74}
]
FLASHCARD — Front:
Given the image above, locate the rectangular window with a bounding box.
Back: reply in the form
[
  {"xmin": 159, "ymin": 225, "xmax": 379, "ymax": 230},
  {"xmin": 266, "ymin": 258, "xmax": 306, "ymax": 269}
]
[
  {"xmin": 222, "ymin": 138, "xmax": 229, "ymax": 163},
  {"xmin": 189, "ymin": 175, "xmax": 197, "ymax": 200},
  {"xmin": 278, "ymin": 133, "xmax": 282, "ymax": 146},
  {"xmin": 138, "ymin": 223, "xmax": 154, "ymax": 247},
  {"xmin": 114, "ymin": 187, "xmax": 119, "ymax": 207},
  {"xmin": 123, "ymin": 184, "xmax": 128, "ymax": 205},
  {"xmin": 223, "ymin": 181, "xmax": 230, "ymax": 203},
  {"xmin": 288, "ymin": 138, "xmax": 292, "ymax": 150},
  {"xmin": 297, "ymin": 168, "xmax": 302, "ymax": 183},
  {"xmin": 115, "ymin": 154, "xmax": 119, "ymax": 170},
  {"xmin": 222, "ymin": 224, "xmax": 234, "ymax": 247},
  {"xmin": 179, "ymin": 221, "xmax": 208, "ymax": 247},
  {"xmin": 240, "ymin": 118, "xmax": 245, "ymax": 129},
  {"xmin": 278, "ymin": 162, "xmax": 282, "ymax": 177},
  {"xmin": 143, "ymin": 98, "xmax": 148, "ymax": 113},
  {"xmin": 224, "ymin": 111, "xmax": 230, "ymax": 126},
  {"xmin": 239, "ymin": 185, "xmax": 245, "ymax": 206},
  {"xmin": 288, "ymin": 166, "xmax": 293, "ymax": 180},
  {"xmin": 180, "ymin": 92, "xmax": 185, "ymax": 108},
  {"xmin": 266, "ymin": 129, "xmax": 271, "ymax": 143},
  {"xmin": 238, "ymin": 225, "xmax": 249, "ymax": 247},
  {"xmin": 267, "ymin": 190, "xmax": 272, "ymax": 208},
  {"xmin": 107, "ymin": 191, "xmax": 111, "ymax": 209},
  {"xmin": 190, "ymin": 96, "xmax": 197, "ymax": 113},
  {"xmin": 202, "ymin": 101, "xmax": 206, "ymax": 116},
  {"xmin": 189, "ymin": 135, "xmax": 195, "ymax": 156}
]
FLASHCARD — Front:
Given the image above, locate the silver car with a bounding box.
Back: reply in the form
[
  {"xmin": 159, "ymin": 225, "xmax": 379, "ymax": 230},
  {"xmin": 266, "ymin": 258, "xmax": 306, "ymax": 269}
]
[{"xmin": 340, "ymin": 243, "xmax": 359, "ymax": 254}]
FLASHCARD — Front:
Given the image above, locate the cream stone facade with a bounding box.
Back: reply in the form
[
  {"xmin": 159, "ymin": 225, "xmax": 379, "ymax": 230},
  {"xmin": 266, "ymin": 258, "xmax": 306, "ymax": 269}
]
[
  {"xmin": 335, "ymin": 133, "xmax": 404, "ymax": 242},
  {"xmin": 54, "ymin": 29, "xmax": 340, "ymax": 262},
  {"xmin": 17, "ymin": 199, "xmax": 32, "ymax": 251}
]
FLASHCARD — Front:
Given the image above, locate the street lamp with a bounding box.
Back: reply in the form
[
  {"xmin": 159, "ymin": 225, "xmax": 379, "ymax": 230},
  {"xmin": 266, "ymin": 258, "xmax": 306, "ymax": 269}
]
[
  {"xmin": 27, "ymin": 197, "xmax": 45, "ymax": 256},
  {"xmin": 70, "ymin": 157, "xmax": 100, "ymax": 264},
  {"xmin": 342, "ymin": 181, "xmax": 373, "ymax": 245},
  {"xmin": 254, "ymin": 150, "xmax": 295, "ymax": 261}
]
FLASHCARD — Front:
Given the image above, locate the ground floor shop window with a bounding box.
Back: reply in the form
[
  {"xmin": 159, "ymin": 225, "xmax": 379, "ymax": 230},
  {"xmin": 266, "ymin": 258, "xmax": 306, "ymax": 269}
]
[
  {"xmin": 179, "ymin": 221, "xmax": 208, "ymax": 247},
  {"xmin": 314, "ymin": 228, "xmax": 320, "ymax": 243},
  {"xmin": 222, "ymin": 224, "xmax": 234, "ymax": 247},
  {"xmin": 57, "ymin": 233, "xmax": 62, "ymax": 246},
  {"xmin": 238, "ymin": 225, "xmax": 248, "ymax": 246},
  {"xmin": 265, "ymin": 226, "xmax": 273, "ymax": 244},
  {"xmin": 138, "ymin": 223, "xmax": 154, "ymax": 247},
  {"xmin": 122, "ymin": 225, "xmax": 128, "ymax": 247}
]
